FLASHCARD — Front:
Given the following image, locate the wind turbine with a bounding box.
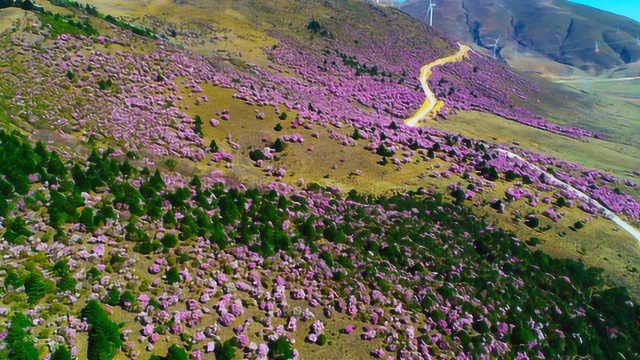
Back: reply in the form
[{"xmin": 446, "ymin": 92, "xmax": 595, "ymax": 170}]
[
  {"xmin": 425, "ymin": 0, "xmax": 436, "ymax": 27},
  {"xmin": 595, "ymin": 41, "xmax": 600, "ymax": 53},
  {"xmin": 492, "ymin": 35, "xmax": 501, "ymax": 59}
]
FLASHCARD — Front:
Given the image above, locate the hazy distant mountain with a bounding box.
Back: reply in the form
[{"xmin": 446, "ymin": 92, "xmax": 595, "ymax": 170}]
[{"xmin": 398, "ymin": 0, "xmax": 640, "ymax": 75}]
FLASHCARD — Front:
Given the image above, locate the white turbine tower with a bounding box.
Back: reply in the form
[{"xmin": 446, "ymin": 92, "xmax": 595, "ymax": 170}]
[
  {"xmin": 426, "ymin": 0, "xmax": 436, "ymax": 27},
  {"xmin": 595, "ymin": 41, "xmax": 600, "ymax": 53},
  {"xmin": 492, "ymin": 35, "xmax": 501, "ymax": 59}
]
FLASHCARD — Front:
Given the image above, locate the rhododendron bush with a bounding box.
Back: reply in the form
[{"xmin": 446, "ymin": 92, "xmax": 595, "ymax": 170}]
[{"xmin": 0, "ymin": 131, "xmax": 638, "ymax": 358}]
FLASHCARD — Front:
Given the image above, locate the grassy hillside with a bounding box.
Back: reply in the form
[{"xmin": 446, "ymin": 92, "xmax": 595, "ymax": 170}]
[
  {"xmin": 399, "ymin": 0, "xmax": 640, "ymax": 75},
  {"xmin": 0, "ymin": 0, "xmax": 639, "ymax": 358}
]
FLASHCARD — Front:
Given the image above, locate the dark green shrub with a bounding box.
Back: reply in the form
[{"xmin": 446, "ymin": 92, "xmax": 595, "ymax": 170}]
[
  {"xmin": 525, "ymin": 216, "xmax": 540, "ymax": 229},
  {"xmin": 24, "ymin": 272, "xmax": 53, "ymax": 303},
  {"xmin": 249, "ymin": 149, "xmax": 266, "ymax": 161},
  {"xmin": 332, "ymin": 271, "xmax": 346, "ymax": 281},
  {"xmin": 375, "ymin": 144, "xmax": 394, "ymax": 157},
  {"xmin": 51, "ymin": 345, "xmax": 72, "ymax": 360},
  {"xmin": 165, "ymin": 267, "xmax": 180, "ymax": 284},
  {"xmin": 87, "ymin": 267, "xmax": 101, "ymax": 282},
  {"xmin": 193, "ymin": 115, "xmax": 203, "ymax": 137},
  {"xmin": 473, "ymin": 319, "xmax": 490, "ymax": 334},
  {"xmin": 161, "ymin": 233, "xmax": 179, "ymax": 248},
  {"xmin": 133, "ymin": 241, "xmax": 162, "ymax": 255},
  {"xmin": 10, "ymin": 173, "xmax": 30, "ymax": 195},
  {"xmin": 163, "ymin": 209, "xmax": 177, "ymax": 226},
  {"xmin": 269, "ymin": 336, "xmax": 294, "ymax": 359},
  {"xmin": 209, "ymin": 139, "xmax": 219, "ymax": 153},
  {"xmin": 525, "ymin": 237, "xmax": 542, "ymax": 246},
  {"xmin": 78, "ymin": 207, "xmax": 95, "ymax": 232},
  {"xmin": 164, "ymin": 344, "xmax": 188, "ymax": 360},
  {"xmin": 457, "ymin": 331, "xmax": 472, "ymax": 349},
  {"xmin": 511, "ymin": 326, "xmax": 535, "ymax": 345},
  {"xmin": 0, "ymin": 179, "xmax": 13, "ymax": 197},
  {"xmin": 271, "ymin": 138, "xmax": 287, "ymax": 152},
  {"xmin": 556, "ymin": 196, "xmax": 567, "ymax": 207},
  {"xmin": 316, "ymin": 334, "xmax": 327, "ymax": 346},
  {"xmin": 3, "ymin": 216, "xmax": 32, "ymax": 244},
  {"xmin": 306, "ymin": 20, "xmax": 322, "ymax": 33},
  {"xmin": 104, "ymin": 286, "xmax": 121, "ymax": 306},
  {"xmin": 214, "ymin": 338, "xmax": 237, "ymax": 360},
  {"xmin": 149, "ymin": 169, "xmax": 165, "ymax": 190},
  {"xmin": 120, "ymin": 290, "xmax": 135, "ymax": 309},
  {"xmin": 189, "ymin": 175, "xmax": 202, "ymax": 190},
  {"xmin": 451, "ymin": 188, "xmax": 466, "ymax": 206},
  {"xmin": 210, "ymin": 225, "xmax": 229, "ymax": 249},
  {"xmin": 98, "ymin": 79, "xmax": 112, "ymax": 91},
  {"xmin": 4, "ymin": 269, "xmax": 23, "ymax": 290},
  {"xmin": 505, "ymin": 170, "xmax": 518, "ymax": 181},
  {"xmin": 481, "ymin": 166, "xmax": 500, "ymax": 181},
  {"xmin": 110, "ymin": 253, "xmax": 125, "ymax": 272},
  {"xmin": 57, "ymin": 274, "xmax": 77, "ymax": 293}
]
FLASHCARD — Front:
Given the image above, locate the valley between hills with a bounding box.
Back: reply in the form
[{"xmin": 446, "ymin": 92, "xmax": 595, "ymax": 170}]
[{"xmin": 0, "ymin": 0, "xmax": 639, "ymax": 359}]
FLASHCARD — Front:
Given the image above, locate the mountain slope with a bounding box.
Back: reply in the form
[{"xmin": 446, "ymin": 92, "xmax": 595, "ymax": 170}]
[
  {"xmin": 398, "ymin": 0, "xmax": 640, "ymax": 75},
  {"xmin": 1, "ymin": 0, "xmax": 640, "ymax": 359}
]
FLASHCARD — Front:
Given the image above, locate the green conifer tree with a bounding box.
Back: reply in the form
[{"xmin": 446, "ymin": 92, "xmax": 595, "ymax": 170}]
[
  {"xmin": 51, "ymin": 346, "xmax": 72, "ymax": 360},
  {"xmin": 165, "ymin": 345, "xmax": 188, "ymax": 360},
  {"xmin": 82, "ymin": 299, "xmax": 123, "ymax": 360}
]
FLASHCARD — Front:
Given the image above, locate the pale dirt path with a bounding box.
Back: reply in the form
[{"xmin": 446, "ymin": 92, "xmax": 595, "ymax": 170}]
[
  {"xmin": 553, "ymin": 77, "xmax": 640, "ymax": 83},
  {"xmin": 497, "ymin": 149, "xmax": 640, "ymax": 243},
  {"xmin": 404, "ymin": 43, "xmax": 472, "ymax": 126}
]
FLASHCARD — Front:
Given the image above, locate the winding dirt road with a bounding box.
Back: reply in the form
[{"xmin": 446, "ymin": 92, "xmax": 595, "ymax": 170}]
[
  {"xmin": 404, "ymin": 45, "xmax": 640, "ymax": 243},
  {"xmin": 404, "ymin": 43, "xmax": 472, "ymax": 126}
]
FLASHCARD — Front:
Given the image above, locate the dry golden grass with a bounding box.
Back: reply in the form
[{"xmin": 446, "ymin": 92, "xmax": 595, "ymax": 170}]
[
  {"xmin": 418, "ymin": 110, "xmax": 640, "ymax": 293},
  {"xmin": 434, "ymin": 111, "xmax": 639, "ymax": 181},
  {"xmin": 502, "ymin": 44, "xmax": 592, "ymax": 80},
  {"xmin": 470, "ymin": 181, "xmax": 640, "ymax": 297},
  {"xmin": 172, "ymin": 79, "xmax": 640, "ymax": 297},
  {"xmin": 0, "ymin": 8, "xmax": 33, "ymax": 34},
  {"xmin": 519, "ymin": 76, "xmax": 640, "ymax": 148},
  {"xmin": 17, "ymin": 0, "xmax": 637, "ymax": 302},
  {"xmin": 83, "ymin": 0, "xmax": 277, "ymax": 66},
  {"xmin": 3, "ymin": 2, "xmax": 637, "ymax": 360}
]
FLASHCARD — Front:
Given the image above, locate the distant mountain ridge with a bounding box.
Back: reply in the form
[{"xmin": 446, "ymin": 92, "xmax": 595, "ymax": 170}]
[{"xmin": 397, "ymin": 0, "xmax": 640, "ymax": 75}]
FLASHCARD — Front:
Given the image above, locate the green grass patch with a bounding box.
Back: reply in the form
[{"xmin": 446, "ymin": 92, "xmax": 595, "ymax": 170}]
[
  {"xmin": 229, "ymin": 58, "xmax": 249, "ymax": 70},
  {"xmin": 39, "ymin": 11, "xmax": 99, "ymax": 37}
]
